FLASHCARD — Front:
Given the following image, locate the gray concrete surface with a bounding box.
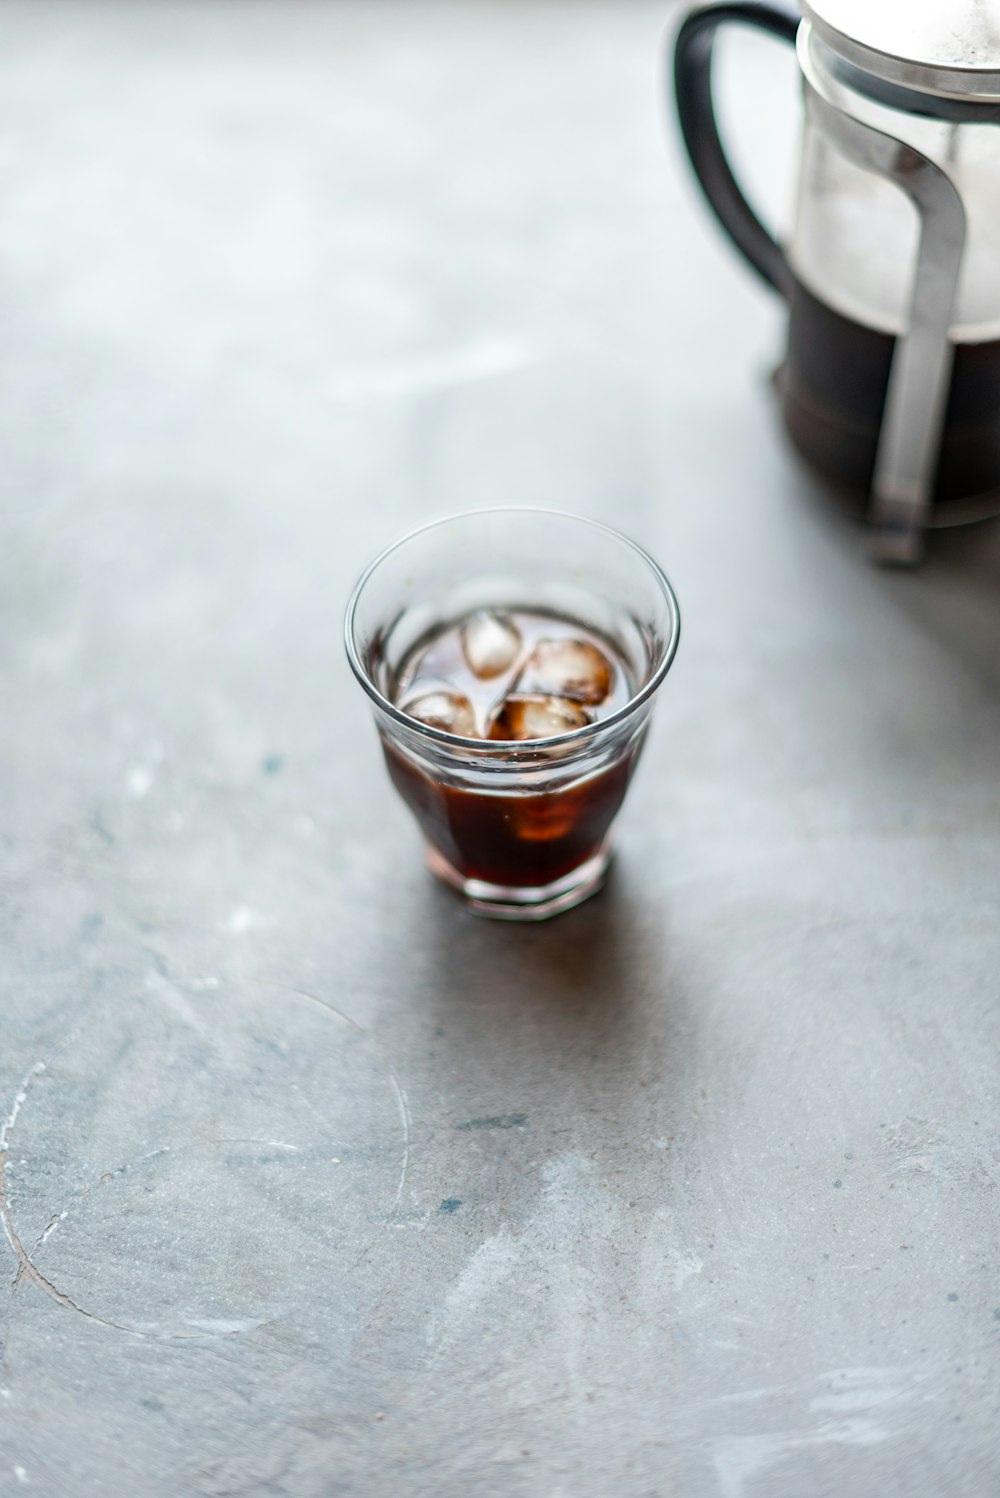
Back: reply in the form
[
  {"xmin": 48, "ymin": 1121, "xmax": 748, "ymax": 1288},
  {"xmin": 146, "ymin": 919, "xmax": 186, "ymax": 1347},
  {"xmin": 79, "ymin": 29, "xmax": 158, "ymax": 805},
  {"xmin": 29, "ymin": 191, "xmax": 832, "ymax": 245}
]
[{"xmin": 2, "ymin": 2, "xmax": 999, "ymax": 1494}]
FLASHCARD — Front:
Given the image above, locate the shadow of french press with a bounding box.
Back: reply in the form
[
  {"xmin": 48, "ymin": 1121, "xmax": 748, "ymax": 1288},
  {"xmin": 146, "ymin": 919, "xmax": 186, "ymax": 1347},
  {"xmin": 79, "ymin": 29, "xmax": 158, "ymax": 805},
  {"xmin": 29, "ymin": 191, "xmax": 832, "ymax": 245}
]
[
  {"xmin": 771, "ymin": 432, "xmax": 1000, "ymax": 698},
  {"xmin": 878, "ymin": 519, "xmax": 1000, "ymax": 694}
]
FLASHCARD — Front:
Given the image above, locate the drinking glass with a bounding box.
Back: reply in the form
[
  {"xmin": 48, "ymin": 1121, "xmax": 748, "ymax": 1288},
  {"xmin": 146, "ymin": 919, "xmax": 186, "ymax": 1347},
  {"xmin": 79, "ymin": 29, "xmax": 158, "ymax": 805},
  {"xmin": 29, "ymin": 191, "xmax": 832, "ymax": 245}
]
[{"xmin": 344, "ymin": 509, "xmax": 680, "ymax": 920}]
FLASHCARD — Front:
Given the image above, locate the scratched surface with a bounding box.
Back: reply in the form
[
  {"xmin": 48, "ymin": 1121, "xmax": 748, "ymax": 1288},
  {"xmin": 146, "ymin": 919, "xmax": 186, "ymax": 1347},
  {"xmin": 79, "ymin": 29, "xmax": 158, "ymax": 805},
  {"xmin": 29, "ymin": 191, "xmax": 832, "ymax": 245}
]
[{"xmin": 2, "ymin": 2, "xmax": 1000, "ymax": 1494}]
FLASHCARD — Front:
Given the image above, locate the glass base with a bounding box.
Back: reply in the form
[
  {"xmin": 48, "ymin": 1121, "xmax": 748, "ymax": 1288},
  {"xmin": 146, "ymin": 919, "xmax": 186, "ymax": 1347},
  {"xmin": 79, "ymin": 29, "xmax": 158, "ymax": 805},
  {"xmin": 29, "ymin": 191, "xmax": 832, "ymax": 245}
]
[{"xmin": 425, "ymin": 844, "xmax": 612, "ymax": 922}]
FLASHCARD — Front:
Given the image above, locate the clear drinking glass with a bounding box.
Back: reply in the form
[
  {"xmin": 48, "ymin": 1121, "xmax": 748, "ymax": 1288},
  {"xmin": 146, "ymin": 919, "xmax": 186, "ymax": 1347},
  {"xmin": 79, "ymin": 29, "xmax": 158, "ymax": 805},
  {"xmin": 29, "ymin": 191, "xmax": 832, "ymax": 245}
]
[{"xmin": 344, "ymin": 509, "xmax": 680, "ymax": 920}]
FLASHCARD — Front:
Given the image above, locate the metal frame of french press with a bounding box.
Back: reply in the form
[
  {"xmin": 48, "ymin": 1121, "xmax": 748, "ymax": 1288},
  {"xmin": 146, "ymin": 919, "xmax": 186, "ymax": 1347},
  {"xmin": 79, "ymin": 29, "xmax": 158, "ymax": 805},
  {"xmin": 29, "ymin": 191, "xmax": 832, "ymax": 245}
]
[{"xmin": 801, "ymin": 28, "xmax": 973, "ymax": 566}]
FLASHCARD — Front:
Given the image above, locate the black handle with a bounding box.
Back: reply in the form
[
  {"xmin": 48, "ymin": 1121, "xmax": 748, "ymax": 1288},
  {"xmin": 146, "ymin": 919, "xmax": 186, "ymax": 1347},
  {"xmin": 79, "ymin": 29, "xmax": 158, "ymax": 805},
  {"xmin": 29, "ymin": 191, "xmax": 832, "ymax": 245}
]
[{"xmin": 673, "ymin": 2, "xmax": 800, "ymax": 296}]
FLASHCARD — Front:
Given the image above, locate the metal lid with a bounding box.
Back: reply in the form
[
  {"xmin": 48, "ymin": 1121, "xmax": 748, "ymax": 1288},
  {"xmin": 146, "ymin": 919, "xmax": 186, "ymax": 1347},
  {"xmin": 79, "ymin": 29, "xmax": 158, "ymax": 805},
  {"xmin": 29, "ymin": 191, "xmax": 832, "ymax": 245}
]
[{"xmin": 801, "ymin": 0, "xmax": 1000, "ymax": 101}]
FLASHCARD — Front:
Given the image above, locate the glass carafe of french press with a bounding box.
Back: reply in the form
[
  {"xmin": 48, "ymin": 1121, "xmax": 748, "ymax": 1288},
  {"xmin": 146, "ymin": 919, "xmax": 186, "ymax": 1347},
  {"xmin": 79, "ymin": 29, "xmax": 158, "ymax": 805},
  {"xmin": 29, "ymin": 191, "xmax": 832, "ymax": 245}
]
[{"xmin": 674, "ymin": 0, "xmax": 1000, "ymax": 563}]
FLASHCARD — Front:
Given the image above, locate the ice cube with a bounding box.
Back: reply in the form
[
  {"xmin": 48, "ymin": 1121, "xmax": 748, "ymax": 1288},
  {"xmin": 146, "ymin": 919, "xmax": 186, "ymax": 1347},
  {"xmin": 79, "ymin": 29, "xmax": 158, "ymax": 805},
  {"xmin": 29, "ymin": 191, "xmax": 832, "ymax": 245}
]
[
  {"xmin": 488, "ymin": 694, "xmax": 591, "ymax": 741},
  {"xmin": 516, "ymin": 637, "xmax": 614, "ymax": 705},
  {"xmin": 460, "ymin": 609, "xmax": 522, "ymax": 679},
  {"xmin": 402, "ymin": 690, "xmax": 477, "ymax": 737}
]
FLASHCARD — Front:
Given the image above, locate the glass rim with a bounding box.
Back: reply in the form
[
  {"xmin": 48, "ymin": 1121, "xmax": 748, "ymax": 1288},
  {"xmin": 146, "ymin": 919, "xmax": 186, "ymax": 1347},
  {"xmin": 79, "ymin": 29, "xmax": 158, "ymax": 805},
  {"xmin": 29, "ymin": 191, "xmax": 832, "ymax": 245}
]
[{"xmin": 343, "ymin": 506, "xmax": 682, "ymax": 752}]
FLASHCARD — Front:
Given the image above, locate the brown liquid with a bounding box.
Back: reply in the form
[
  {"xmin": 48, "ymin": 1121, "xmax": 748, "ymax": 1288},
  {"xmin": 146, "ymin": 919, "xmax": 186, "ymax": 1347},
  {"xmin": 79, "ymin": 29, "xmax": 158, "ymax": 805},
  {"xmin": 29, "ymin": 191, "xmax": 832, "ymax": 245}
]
[
  {"xmin": 383, "ymin": 741, "xmax": 637, "ymax": 889},
  {"xmin": 385, "ymin": 611, "xmax": 639, "ymax": 889},
  {"xmin": 779, "ymin": 277, "xmax": 1000, "ymax": 507}
]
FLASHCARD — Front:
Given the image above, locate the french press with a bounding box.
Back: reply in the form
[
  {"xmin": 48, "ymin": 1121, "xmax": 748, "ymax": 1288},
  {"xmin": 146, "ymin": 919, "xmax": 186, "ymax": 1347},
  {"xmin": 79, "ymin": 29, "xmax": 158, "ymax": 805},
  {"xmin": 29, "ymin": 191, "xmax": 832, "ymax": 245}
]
[{"xmin": 674, "ymin": 0, "xmax": 1000, "ymax": 563}]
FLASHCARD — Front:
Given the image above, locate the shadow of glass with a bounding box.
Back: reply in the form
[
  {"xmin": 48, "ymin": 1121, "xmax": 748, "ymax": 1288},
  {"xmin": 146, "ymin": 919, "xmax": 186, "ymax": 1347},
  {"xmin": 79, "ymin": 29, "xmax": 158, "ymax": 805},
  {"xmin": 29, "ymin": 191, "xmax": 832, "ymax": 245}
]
[
  {"xmin": 370, "ymin": 856, "xmax": 696, "ymax": 1245},
  {"xmin": 396, "ymin": 858, "xmax": 688, "ymax": 1088}
]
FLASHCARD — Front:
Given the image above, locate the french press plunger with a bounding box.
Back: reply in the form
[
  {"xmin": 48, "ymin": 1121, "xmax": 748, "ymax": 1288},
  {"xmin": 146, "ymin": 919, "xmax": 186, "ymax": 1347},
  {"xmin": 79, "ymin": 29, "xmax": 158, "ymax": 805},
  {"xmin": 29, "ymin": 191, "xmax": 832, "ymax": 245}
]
[{"xmin": 674, "ymin": 0, "xmax": 1000, "ymax": 563}]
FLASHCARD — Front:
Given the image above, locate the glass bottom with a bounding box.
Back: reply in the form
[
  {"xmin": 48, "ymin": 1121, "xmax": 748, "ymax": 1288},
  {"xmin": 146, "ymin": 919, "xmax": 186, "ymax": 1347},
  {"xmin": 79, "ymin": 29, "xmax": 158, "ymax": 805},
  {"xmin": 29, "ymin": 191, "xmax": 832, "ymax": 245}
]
[{"xmin": 425, "ymin": 843, "xmax": 612, "ymax": 922}]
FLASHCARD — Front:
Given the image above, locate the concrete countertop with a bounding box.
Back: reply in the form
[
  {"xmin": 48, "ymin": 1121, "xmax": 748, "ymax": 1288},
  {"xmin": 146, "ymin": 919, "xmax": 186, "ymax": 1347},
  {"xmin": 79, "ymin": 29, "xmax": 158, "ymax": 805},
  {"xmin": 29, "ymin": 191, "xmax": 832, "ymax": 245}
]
[{"xmin": 2, "ymin": 3, "xmax": 999, "ymax": 1494}]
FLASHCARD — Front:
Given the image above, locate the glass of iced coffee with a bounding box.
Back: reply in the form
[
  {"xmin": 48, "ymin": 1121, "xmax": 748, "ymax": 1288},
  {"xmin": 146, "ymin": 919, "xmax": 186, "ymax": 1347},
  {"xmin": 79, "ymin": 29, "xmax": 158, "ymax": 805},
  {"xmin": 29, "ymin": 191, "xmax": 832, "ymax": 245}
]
[{"xmin": 344, "ymin": 509, "xmax": 680, "ymax": 920}]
